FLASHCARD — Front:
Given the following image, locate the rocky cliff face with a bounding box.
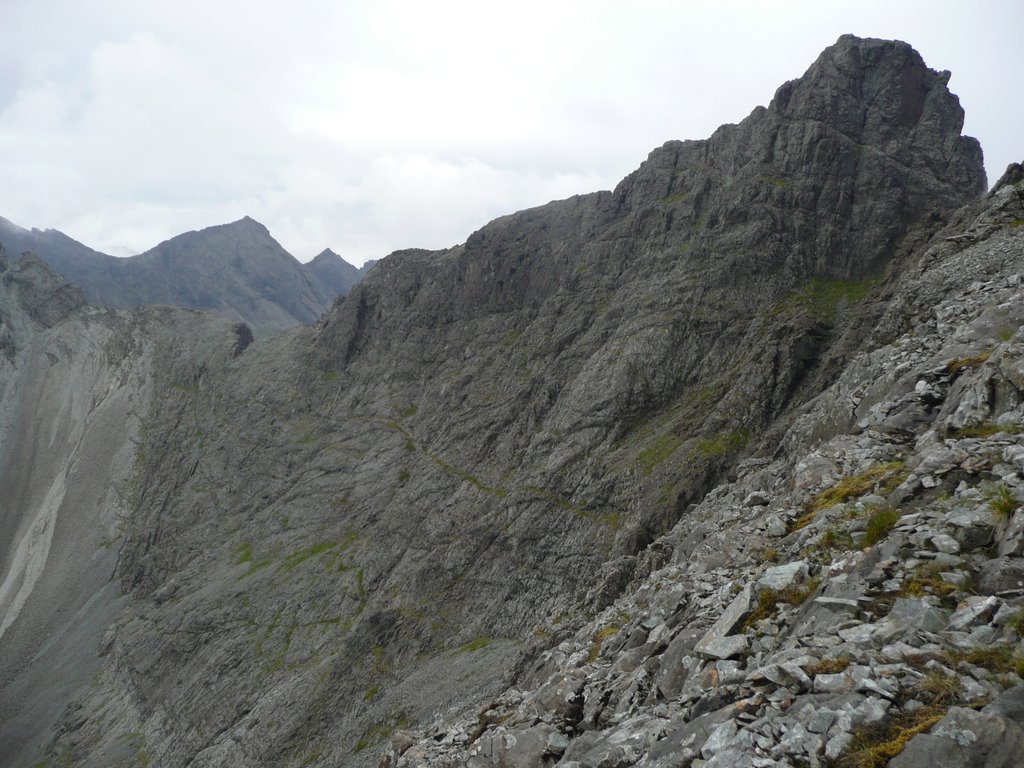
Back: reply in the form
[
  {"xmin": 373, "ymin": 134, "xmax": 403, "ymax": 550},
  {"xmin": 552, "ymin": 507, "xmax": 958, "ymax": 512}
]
[
  {"xmin": 2, "ymin": 35, "xmax": 1016, "ymax": 768},
  {"xmin": 385, "ymin": 161, "xmax": 1024, "ymax": 768},
  {"xmin": 0, "ymin": 252, "xmax": 244, "ymax": 765},
  {"xmin": 0, "ymin": 216, "xmax": 367, "ymax": 335}
]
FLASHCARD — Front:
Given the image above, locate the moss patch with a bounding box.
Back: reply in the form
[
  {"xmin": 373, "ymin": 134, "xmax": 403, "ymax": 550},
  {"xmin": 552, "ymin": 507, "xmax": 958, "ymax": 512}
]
[
  {"xmin": 947, "ymin": 350, "xmax": 991, "ymax": 375},
  {"xmin": 808, "ymin": 461, "xmax": 906, "ymax": 513},
  {"xmin": 692, "ymin": 429, "xmax": 750, "ymax": 459},
  {"xmin": 743, "ymin": 578, "xmax": 821, "ymax": 629},
  {"xmin": 834, "ymin": 706, "xmax": 947, "ymax": 768},
  {"xmin": 637, "ymin": 432, "xmax": 683, "ymax": 475},
  {"xmin": 945, "ymin": 422, "xmax": 1024, "ymax": 439},
  {"xmin": 774, "ymin": 277, "xmax": 879, "ymax": 324},
  {"xmin": 454, "ymin": 636, "xmax": 493, "ymax": 653},
  {"xmin": 280, "ymin": 541, "xmax": 339, "ymax": 572}
]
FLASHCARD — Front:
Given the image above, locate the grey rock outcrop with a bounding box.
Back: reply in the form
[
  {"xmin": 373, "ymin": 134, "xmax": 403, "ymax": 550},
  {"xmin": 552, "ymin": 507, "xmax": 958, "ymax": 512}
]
[{"xmin": 387, "ymin": 164, "xmax": 1024, "ymax": 768}]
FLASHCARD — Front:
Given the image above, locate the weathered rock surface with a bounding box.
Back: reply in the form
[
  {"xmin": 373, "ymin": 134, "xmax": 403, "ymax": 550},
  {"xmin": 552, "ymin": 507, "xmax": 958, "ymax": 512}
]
[
  {"xmin": 4, "ymin": 34, "xmax": 1020, "ymax": 768},
  {"xmin": 384, "ymin": 157, "xmax": 1024, "ymax": 768},
  {"xmin": 0, "ymin": 255, "xmax": 243, "ymax": 766}
]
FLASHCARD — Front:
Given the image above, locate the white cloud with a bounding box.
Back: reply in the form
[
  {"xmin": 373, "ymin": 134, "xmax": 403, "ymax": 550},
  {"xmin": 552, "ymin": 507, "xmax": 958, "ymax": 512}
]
[{"xmin": 0, "ymin": 0, "xmax": 1021, "ymax": 266}]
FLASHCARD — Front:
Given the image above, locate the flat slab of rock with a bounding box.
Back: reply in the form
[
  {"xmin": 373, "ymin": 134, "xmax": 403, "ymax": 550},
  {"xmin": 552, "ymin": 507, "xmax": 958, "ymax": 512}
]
[
  {"xmin": 759, "ymin": 560, "xmax": 808, "ymax": 590},
  {"xmin": 889, "ymin": 598, "xmax": 950, "ymax": 633},
  {"xmin": 946, "ymin": 595, "xmax": 1000, "ymax": 631},
  {"xmin": 812, "ymin": 597, "xmax": 860, "ymax": 613},
  {"xmin": 695, "ymin": 634, "xmax": 750, "ymax": 661},
  {"xmin": 694, "ymin": 585, "xmax": 754, "ymax": 659}
]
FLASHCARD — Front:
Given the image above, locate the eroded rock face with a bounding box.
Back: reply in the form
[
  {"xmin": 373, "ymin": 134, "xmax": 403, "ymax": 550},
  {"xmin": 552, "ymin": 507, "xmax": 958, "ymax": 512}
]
[
  {"xmin": 387, "ymin": 167, "xmax": 1024, "ymax": 768},
  {"xmin": 2, "ymin": 35, "xmax": 1005, "ymax": 768},
  {"xmin": 0, "ymin": 258, "xmax": 243, "ymax": 767}
]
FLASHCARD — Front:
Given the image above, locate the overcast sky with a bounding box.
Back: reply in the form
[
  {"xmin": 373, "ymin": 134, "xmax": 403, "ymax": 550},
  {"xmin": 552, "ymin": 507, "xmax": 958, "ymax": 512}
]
[{"xmin": 1, "ymin": 1, "xmax": 1021, "ymax": 266}]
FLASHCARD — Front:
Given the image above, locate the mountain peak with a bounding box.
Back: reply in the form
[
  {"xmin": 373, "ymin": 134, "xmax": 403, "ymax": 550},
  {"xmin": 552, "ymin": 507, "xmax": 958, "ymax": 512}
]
[
  {"xmin": 221, "ymin": 215, "xmax": 270, "ymax": 234},
  {"xmin": 311, "ymin": 248, "xmax": 343, "ymax": 263},
  {"xmin": 769, "ymin": 35, "xmax": 985, "ymax": 192},
  {"xmin": 0, "ymin": 215, "xmax": 27, "ymax": 234}
]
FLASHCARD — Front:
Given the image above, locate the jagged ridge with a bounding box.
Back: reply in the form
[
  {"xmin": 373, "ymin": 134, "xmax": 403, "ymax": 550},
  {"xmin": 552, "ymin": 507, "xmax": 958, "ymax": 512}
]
[{"xmin": 0, "ymin": 216, "xmax": 367, "ymax": 334}]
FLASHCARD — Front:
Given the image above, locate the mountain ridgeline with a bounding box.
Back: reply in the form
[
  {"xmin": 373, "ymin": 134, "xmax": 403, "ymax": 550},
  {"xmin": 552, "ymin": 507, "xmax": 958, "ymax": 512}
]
[
  {"xmin": 2, "ymin": 35, "xmax": 1020, "ymax": 768},
  {"xmin": 0, "ymin": 216, "xmax": 373, "ymax": 334}
]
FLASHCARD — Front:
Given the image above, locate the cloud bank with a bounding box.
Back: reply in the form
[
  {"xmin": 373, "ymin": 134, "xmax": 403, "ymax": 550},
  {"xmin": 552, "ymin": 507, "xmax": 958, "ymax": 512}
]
[{"xmin": 1, "ymin": 0, "xmax": 1020, "ymax": 265}]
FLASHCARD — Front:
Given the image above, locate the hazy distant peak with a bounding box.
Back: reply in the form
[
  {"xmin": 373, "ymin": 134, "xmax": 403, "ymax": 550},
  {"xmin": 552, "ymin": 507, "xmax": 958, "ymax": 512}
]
[
  {"xmin": 0, "ymin": 215, "xmax": 28, "ymax": 234},
  {"xmin": 213, "ymin": 215, "xmax": 271, "ymax": 235},
  {"xmin": 311, "ymin": 247, "xmax": 342, "ymax": 262}
]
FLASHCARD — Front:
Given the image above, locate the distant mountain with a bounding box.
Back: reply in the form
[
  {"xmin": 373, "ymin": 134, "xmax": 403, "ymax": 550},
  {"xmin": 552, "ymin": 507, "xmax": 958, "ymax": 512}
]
[
  {"xmin": 0, "ymin": 216, "xmax": 365, "ymax": 334},
  {"xmin": 302, "ymin": 248, "xmax": 376, "ymax": 298}
]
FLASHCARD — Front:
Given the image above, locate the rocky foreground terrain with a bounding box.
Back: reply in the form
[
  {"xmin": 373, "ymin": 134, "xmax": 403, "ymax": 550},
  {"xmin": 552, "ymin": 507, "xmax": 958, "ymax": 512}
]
[{"xmin": 2, "ymin": 34, "xmax": 1023, "ymax": 768}]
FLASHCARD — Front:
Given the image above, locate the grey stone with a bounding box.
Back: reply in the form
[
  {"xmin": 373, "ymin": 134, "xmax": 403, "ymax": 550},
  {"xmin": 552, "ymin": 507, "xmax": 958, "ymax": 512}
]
[
  {"xmin": 758, "ymin": 561, "xmax": 808, "ymax": 590},
  {"xmin": 804, "ymin": 706, "xmax": 837, "ymax": 734},
  {"xmin": 744, "ymin": 491, "xmax": 770, "ymax": 507},
  {"xmin": 775, "ymin": 721, "xmax": 822, "ymax": 757},
  {"xmin": 701, "ymin": 719, "xmax": 738, "ymax": 758},
  {"xmin": 473, "ymin": 724, "xmax": 556, "ymax": 768},
  {"xmin": 997, "ymin": 511, "xmax": 1024, "ymax": 557},
  {"xmin": 930, "ymin": 533, "xmax": 961, "ymax": 554},
  {"xmin": 813, "ymin": 597, "xmax": 861, "ymax": 613},
  {"xmin": 837, "ymin": 623, "xmax": 877, "ymax": 647},
  {"xmin": 654, "ymin": 636, "xmax": 702, "ymax": 700},
  {"xmin": 977, "ymin": 558, "xmax": 1024, "ymax": 595},
  {"xmin": 913, "ymin": 446, "xmax": 962, "ymax": 476},
  {"xmin": 825, "ymin": 730, "xmax": 854, "ymax": 760},
  {"xmin": 696, "ymin": 635, "xmax": 750, "ymax": 661},
  {"xmin": 694, "ymin": 585, "xmax": 754, "ymax": 658},
  {"xmin": 982, "ymin": 685, "xmax": 1024, "ymax": 723},
  {"xmin": 946, "ymin": 595, "xmax": 1001, "ymax": 631},
  {"xmin": 645, "ymin": 706, "xmax": 737, "ymax": 766},
  {"xmin": 814, "ymin": 672, "xmax": 853, "ymax": 694},
  {"xmin": 889, "ymin": 598, "xmax": 950, "ymax": 633}
]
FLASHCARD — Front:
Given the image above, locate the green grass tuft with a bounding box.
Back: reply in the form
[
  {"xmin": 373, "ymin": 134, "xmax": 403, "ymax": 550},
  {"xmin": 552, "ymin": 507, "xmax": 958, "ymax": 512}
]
[
  {"xmin": 454, "ymin": 636, "xmax": 493, "ymax": 653},
  {"xmin": 280, "ymin": 541, "xmax": 339, "ymax": 572},
  {"xmin": 693, "ymin": 429, "xmax": 750, "ymax": 459},
  {"xmin": 944, "ymin": 422, "xmax": 1024, "ymax": 439},
  {"xmin": 863, "ymin": 505, "xmax": 901, "ymax": 546},
  {"xmin": 985, "ymin": 483, "xmax": 1019, "ymax": 520},
  {"xmin": 744, "ymin": 578, "xmax": 821, "ymax": 629},
  {"xmin": 808, "ymin": 461, "xmax": 906, "ymax": 513}
]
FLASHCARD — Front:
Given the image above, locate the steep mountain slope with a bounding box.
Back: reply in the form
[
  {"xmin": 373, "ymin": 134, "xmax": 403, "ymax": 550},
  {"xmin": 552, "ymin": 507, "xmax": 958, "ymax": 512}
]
[
  {"xmin": 387, "ymin": 162, "xmax": 1024, "ymax": 768},
  {"xmin": 1, "ymin": 35, "xmax": 1001, "ymax": 768},
  {"xmin": 0, "ymin": 217, "xmax": 366, "ymax": 334},
  {"xmin": 0, "ymin": 249, "xmax": 246, "ymax": 766}
]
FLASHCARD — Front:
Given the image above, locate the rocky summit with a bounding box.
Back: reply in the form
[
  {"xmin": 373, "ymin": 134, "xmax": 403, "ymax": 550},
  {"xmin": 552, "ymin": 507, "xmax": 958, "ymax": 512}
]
[{"xmin": 1, "ymin": 35, "xmax": 1022, "ymax": 768}]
